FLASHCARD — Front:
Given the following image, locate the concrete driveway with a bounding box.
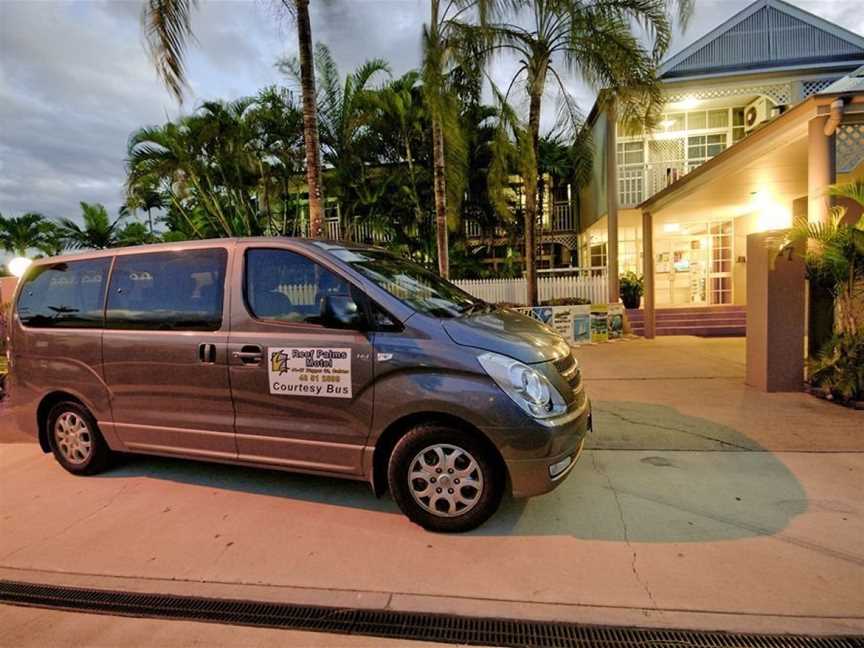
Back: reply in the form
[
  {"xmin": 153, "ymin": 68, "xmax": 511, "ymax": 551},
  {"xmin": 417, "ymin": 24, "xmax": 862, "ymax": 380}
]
[{"xmin": 1, "ymin": 336, "xmax": 862, "ymax": 642}]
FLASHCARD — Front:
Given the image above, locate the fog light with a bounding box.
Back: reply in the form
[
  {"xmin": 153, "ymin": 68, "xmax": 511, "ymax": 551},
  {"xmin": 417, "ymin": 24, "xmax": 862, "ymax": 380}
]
[{"xmin": 549, "ymin": 457, "xmax": 572, "ymax": 478}]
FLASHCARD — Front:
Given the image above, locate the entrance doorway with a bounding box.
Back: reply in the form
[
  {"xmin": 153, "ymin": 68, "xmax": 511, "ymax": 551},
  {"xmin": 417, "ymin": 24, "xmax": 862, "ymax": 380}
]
[{"xmin": 655, "ymin": 219, "xmax": 733, "ymax": 306}]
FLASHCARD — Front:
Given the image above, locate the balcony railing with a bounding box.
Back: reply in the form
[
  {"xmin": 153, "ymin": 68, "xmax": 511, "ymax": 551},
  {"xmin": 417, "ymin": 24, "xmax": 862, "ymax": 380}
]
[
  {"xmin": 618, "ymin": 161, "xmax": 693, "ymax": 208},
  {"xmin": 464, "ymin": 202, "xmax": 576, "ymax": 240}
]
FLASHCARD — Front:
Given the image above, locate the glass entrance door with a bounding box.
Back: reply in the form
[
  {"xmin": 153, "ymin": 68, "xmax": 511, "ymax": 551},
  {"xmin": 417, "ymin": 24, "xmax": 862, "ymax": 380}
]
[{"xmin": 654, "ymin": 219, "xmax": 733, "ymax": 306}]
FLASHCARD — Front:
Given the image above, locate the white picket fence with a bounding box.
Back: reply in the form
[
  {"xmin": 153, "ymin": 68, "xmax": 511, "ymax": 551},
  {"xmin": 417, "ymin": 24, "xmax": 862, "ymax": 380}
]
[{"xmin": 454, "ymin": 272, "xmax": 608, "ymax": 306}]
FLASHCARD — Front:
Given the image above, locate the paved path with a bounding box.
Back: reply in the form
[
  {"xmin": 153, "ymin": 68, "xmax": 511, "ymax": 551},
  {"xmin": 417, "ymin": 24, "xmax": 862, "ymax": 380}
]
[{"xmin": 1, "ymin": 336, "xmax": 862, "ymax": 644}]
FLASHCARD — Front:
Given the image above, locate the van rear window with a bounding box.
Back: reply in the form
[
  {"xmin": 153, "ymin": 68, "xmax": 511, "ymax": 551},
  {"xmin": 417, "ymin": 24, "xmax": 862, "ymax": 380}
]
[
  {"xmin": 17, "ymin": 259, "xmax": 110, "ymax": 328},
  {"xmin": 106, "ymin": 249, "xmax": 226, "ymax": 331}
]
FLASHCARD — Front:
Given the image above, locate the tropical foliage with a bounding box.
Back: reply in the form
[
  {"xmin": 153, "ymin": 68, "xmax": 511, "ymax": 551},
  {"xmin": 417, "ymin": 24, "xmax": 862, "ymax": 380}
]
[
  {"xmin": 7, "ymin": 1, "xmax": 690, "ymax": 298},
  {"xmin": 0, "ymin": 212, "xmax": 58, "ymax": 257},
  {"xmin": 809, "ymin": 332, "xmax": 864, "ymax": 402},
  {"xmin": 780, "ymin": 179, "xmax": 864, "ymax": 402},
  {"xmin": 141, "ymin": 0, "xmax": 327, "ymax": 237},
  {"xmin": 474, "ymin": 0, "xmax": 691, "ymax": 304}
]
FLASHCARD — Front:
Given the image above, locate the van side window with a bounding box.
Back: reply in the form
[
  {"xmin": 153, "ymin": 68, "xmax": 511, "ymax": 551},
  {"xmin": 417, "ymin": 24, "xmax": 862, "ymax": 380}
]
[
  {"xmin": 106, "ymin": 249, "xmax": 226, "ymax": 331},
  {"xmin": 17, "ymin": 259, "xmax": 110, "ymax": 328},
  {"xmin": 245, "ymin": 249, "xmax": 349, "ymax": 324}
]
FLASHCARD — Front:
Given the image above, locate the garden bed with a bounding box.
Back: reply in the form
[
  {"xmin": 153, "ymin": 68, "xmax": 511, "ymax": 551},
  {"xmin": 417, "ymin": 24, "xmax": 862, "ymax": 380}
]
[{"xmin": 804, "ymin": 384, "xmax": 864, "ymax": 410}]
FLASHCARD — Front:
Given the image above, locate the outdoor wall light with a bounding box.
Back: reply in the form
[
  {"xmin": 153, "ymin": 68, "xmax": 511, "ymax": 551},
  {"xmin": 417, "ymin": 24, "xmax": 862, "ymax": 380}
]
[
  {"xmin": 751, "ymin": 191, "xmax": 791, "ymax": 232},
  {"xmin": 663, "ymin": 223, "xmax": 681, "ymax": 233},
  {"xmin": 8, "ymin": 256, "xmax": 32, "ymax": 278}
]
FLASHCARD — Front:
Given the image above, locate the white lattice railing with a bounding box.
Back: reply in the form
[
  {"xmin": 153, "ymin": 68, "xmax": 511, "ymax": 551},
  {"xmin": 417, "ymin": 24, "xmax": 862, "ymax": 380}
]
[
  {"xmin": 618, "ymin": 161, "xmax": 692, "ymax": 207},
  {"xmin": 454, "ymin": 270, "xmax": 608, "ymax": 306},
  {"xmin": 837, "ymin": 123, "xmax": 864, "ymax": 174}
]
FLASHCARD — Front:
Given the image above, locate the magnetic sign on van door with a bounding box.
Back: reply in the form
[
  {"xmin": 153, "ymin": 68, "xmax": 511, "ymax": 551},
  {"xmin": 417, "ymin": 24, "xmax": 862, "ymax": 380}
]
[{"xmin": 268, "ymin": 348, "xmax": 352, "ymax": 398}]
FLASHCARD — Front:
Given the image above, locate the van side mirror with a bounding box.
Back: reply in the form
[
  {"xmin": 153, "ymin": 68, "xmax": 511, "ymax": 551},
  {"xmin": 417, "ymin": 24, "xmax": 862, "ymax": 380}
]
[{"xmin": 321, "ymin": 294, "xmax": 365, "ymax": 330}]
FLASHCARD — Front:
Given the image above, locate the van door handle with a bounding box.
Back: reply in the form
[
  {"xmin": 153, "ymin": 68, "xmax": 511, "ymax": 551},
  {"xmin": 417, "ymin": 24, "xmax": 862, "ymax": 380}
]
[
  {"xmin": 233, "ymin": 345, "xmax": 263, "ymax": 364},
  {"xmin": 198, "ymin": 343, "xmax": 216, "ymax": 364}
]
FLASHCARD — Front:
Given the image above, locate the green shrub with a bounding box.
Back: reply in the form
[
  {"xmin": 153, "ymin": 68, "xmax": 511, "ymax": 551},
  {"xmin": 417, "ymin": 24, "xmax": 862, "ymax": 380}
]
[
  {"xmin": 809, "ymin": 333, "xmax": 864, "ymax": 402},
  {"xmin": 541, "ymin": 297, "xmax": 591, "ymax": 306}
]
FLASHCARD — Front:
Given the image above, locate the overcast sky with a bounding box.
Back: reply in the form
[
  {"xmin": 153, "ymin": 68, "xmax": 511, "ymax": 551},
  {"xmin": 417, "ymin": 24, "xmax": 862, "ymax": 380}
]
[{"xmin": 1, "ymin": 0, "xmax": 862, "ymax": 250}]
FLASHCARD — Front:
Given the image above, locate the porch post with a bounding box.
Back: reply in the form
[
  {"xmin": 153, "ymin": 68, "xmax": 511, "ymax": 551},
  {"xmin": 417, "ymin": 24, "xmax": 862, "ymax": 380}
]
[
  {"xmin": 642, "ymin": 210, "xmax": 655, "ymax": 339},
  {"xmin": 807, "ymin": 115, "xmax": 836, "ymax": 224},
  {"xmin": 606, "ymin": 102, "xmax": 619, "ymax": 304}
]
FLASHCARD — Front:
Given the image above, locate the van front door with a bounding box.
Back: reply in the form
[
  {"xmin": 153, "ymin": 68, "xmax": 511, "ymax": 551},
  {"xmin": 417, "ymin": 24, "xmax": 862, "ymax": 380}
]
[
  {"xmin": 102, "ymin": 247, "xmax": 236, "ymax": 459},
  {"xmin": 227, "ymin": 245, "xmax": 374, "ymax": 476}
]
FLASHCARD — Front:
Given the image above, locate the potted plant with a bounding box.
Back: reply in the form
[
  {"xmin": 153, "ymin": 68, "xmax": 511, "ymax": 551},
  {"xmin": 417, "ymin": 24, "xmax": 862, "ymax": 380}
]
[{"xmin": 619, "ymin": 271, "xmax": 644, "ymax": 309}]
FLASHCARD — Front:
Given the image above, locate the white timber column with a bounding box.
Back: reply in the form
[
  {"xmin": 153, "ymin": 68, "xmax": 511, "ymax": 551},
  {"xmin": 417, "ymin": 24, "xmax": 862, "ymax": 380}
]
[
  {"xmin": 606, "ymin": 102, "xmax": 619, "ymax": 304},
  {"xmin": 642, "ymin": 210, "xmax": 655, "ymax": 339},
  {"xmin": 807, "ymin": 114, "xmax": 836, "ymax": 224}
]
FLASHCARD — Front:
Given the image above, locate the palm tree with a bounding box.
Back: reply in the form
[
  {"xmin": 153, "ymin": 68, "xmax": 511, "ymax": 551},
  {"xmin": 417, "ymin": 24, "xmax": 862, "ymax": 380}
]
[
  {"xmin": 422, "ymin": 0, "xmax": 470, "ymax": 278},
  {"xmin": 279, "ymin": 45, "xmax": 389, "ymax": 236},
  {"xmin": 56, "ymin": 203, "xmax": 128, "ymax": 250},
  {"xmin": 126, "ymin": 186, "xmax": 164, "ymax": 235},
  {"xmin": 0, "ymin": 212, "xmax": 56, "ymax": 257},
  {"xmin": 477, "ymin": 0, "xmax": 689, "ymax": 305},
  {"xmin": 141, "ymin": 0, "xmax": 326, "ymax": 237}
]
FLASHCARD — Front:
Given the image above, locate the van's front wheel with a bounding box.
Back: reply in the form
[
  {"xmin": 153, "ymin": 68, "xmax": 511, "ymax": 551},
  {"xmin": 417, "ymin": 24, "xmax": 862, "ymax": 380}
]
[
  {"xmin": 47, "ymin": 401, "xmax": 113, "ymax": 475},
  {"xmin": 388, "ymin": 424, "xmax": 503, "ymax": 533}
]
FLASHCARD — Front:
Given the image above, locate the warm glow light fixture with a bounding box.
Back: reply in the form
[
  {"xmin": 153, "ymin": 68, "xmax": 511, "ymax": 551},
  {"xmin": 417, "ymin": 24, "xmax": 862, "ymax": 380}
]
[
  {"xmin": 751, "ymin": 191, "xmax": 791, "ymax": 232},
  {"xmin": 8, "ymin": 256, "xmax": 32, "ymax": 278},
  {"xmin": 663, "ymin": 223, "xmax": 681, "ymax": 233}
]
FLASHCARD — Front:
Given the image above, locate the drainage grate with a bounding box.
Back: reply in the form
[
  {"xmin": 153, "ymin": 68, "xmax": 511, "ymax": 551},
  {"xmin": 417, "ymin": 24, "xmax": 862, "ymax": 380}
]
[{"xmin": 0, "ymin": 579, "xmax": 861, "ymax": 648}]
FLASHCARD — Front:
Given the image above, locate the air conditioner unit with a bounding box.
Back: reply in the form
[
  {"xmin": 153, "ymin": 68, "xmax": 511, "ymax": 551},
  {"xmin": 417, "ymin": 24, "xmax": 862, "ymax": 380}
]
[{"xmin": 744, "ymin": 96, "xmax": 775, "ymax": 132}]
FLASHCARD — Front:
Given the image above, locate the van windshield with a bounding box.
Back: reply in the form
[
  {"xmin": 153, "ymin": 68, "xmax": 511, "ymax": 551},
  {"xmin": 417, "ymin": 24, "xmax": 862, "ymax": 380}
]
[{"xmin": 329, "ymin": 248, "xmax": 485, "ymax": 318}]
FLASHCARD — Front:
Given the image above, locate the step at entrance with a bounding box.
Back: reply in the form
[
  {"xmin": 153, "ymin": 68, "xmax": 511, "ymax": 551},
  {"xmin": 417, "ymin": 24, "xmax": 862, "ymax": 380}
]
[{"xmin": 627, "ymin": 305, "xmax": 746, "ymax": 337}]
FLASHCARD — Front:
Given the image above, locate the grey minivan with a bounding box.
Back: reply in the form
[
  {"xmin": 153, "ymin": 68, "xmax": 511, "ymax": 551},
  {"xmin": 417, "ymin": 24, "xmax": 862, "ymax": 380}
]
[{"xmin": 5, "ymin": 239, "xmax": 590, "ymax": 532}]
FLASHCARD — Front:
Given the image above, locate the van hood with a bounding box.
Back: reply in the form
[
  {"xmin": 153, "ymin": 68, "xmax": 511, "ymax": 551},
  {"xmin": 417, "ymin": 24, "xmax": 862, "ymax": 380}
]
[{"xmin": 441, "ymin": 307, "xmax": 571, "ymax": 364}]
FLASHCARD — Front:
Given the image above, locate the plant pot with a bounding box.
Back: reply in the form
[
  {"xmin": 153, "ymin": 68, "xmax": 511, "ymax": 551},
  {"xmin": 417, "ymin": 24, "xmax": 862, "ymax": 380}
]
[{"xmin": 621, "ymin": 293, "xmax": 641, "ymax": 309}]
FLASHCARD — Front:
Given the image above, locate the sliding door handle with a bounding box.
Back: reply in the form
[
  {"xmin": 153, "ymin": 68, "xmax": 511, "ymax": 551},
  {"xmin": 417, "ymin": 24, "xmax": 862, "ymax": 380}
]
[{"xmin": 232, "ymin": 345, "xmax": 263, "ymax": 364}]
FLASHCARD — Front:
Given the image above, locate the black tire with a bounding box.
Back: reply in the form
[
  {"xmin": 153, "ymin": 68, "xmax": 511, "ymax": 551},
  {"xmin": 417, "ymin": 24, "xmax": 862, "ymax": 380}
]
[
  {"xmin": 46, "ymin": 401, "xmax": 113, "ymax": 475},
  {"xmin": 388, "ymin": 423, "xmax": 504, "ymax": 533}
]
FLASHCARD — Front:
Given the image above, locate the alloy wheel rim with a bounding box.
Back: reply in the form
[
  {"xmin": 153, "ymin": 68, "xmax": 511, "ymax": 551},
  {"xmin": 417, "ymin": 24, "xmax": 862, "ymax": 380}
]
[
  {"xmin": 408, "ymin": 443, "xmax": 484, "ymax": 518},
  {"xmin": 54, "ymin": 412, "xmax": 93, "ymax": 465}
]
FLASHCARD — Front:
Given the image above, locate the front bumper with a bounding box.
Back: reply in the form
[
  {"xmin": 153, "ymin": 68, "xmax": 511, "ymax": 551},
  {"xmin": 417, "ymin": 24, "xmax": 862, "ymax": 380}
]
[{"xmin": 504, "ymin": 402, "xmax": 591, "ymax": 498}]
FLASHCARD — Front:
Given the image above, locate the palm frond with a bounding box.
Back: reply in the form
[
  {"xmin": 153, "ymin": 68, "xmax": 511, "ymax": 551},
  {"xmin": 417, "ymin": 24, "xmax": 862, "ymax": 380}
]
[
  {"xmin": 142, "ymin": 0, "xmax": 199, "ymax": 102},
  {"xmin": 827, "ymin": 180, "xmax": 864, "ymax": 209}
]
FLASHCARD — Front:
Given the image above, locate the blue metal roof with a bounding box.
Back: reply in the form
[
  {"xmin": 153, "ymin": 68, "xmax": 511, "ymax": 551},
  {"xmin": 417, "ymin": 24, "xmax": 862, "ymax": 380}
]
[{"xmin": 659, "ymin": 0, "xmax": 864, "ymax": 81}]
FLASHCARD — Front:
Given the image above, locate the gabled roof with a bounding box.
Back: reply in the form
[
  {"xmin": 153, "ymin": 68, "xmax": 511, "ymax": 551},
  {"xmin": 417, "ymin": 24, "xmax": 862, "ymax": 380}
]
[{"xmin": 659, "ymin": 0, "xmax": 864, "ymax": 81}]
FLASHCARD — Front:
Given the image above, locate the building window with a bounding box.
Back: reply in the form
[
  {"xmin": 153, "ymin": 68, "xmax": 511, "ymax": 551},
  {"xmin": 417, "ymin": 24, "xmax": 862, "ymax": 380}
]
[
  {"xmin": 687, "ymin": 134, "xmax": 726, "ymax": 170},
  {"xmin": 617, "ymin": 141, "xmax": 645, "ymax": 207},
  {"xmin": 732, "ymin": 108, "xmax": 746, "ymax": 142},
  {"xmin": 589, "ymin": 242, "xmax": 607, "ymax": 268}
]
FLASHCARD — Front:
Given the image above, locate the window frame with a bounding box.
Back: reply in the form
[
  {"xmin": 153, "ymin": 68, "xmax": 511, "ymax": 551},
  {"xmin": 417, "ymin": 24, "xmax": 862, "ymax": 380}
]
[
  {"xmin": 241, "ymin": 246, "xmax": 400, "ymax": 332},
  {"xmin": 16, "ymin": 256, "xmax": 113, "ymax": 330},
  {"xmin": 104, "ymin": 247, "xmax": 229, "ymax": 332}
]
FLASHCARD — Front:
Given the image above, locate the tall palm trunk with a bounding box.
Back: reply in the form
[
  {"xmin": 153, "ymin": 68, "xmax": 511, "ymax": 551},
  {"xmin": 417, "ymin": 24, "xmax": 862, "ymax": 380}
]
[
  {"xmin": 432, "ymin": 117, "xmax": 449, "ymax": 278},
  {"xmin": 295, "ymin": 0, "xmax": 324, "ymax": 238},
  {"xmin": 427, "ymin": 0, "xmax": 449, "ymax": 278},
  {"xmin": 524, "ymin": 69, "xmax": 546, "ymax": 306}
]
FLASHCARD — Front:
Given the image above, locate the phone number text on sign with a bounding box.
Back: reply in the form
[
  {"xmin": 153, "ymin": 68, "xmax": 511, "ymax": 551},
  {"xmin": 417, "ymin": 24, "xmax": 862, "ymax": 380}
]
[{"xmin": 268, "ymin": 347, "xmax": 352, "ymax": 398}]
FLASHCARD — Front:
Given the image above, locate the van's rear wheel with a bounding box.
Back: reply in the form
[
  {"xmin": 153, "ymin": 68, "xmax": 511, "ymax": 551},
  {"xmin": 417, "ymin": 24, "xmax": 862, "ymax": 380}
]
[
  {"xmin": 47, "ymin": 401, "xmax": 112, "ymax": 475},
  {"xmin": 388, "ymin": 424, "xmax": 503, "ymax": 533}
]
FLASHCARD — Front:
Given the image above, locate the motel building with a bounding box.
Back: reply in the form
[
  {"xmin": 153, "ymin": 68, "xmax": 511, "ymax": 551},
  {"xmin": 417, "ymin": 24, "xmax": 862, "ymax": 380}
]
[{"xmin": 576, "ymin": 0, "xmax": 864, "ymax": 342}]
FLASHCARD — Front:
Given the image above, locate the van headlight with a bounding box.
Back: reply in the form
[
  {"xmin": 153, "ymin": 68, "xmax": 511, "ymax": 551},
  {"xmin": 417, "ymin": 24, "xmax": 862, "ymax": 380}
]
[{"xmin": 477, "ymin": 352, "xmax": 566, "ymax": 419}]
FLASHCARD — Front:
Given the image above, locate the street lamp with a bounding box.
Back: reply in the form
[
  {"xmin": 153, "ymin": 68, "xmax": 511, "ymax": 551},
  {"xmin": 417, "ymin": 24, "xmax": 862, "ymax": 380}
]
[{"xmin": 8, "ymin": 256, "xmax": 32, "ymax": 278}]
